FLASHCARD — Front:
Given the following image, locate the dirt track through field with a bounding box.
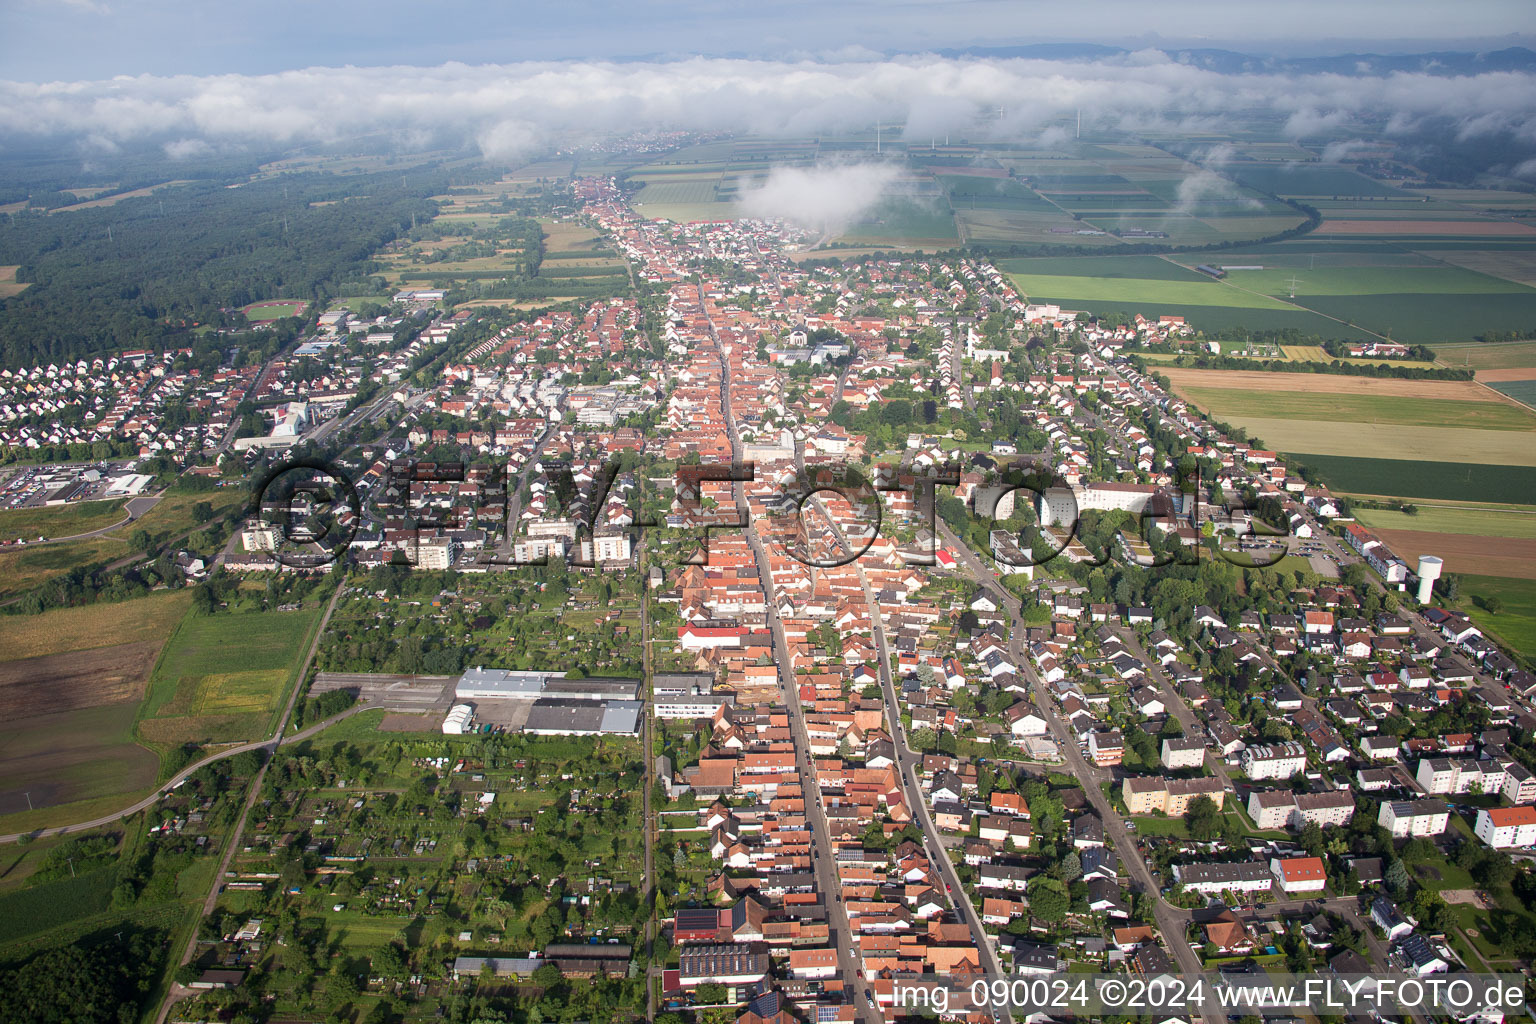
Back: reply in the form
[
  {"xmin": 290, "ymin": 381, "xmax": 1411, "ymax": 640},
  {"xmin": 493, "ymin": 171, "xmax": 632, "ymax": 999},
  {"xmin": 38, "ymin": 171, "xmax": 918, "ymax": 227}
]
[
  {"xmin": 1159, "ymin": 368, "xmax": 1503, "ymax": 402},
  {"xmin": 1370, "ymin": 528, "xmax": 1536, "ymax": 579}
]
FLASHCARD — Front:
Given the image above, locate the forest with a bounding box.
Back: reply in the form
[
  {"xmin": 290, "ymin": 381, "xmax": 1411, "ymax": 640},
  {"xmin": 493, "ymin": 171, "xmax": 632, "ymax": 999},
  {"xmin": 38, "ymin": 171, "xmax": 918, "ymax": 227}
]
[{"xmin": 0, "ymin": 164, "xmax": 454, "ymax": 368}]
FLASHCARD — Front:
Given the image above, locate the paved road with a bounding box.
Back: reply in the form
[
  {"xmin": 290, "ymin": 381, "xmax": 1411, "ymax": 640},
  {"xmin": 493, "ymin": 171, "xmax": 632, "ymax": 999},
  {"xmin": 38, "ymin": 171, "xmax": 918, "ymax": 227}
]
[
  {"xmin": 935, "ymin": 521, "xmax": 1222, "ymax": 1024},
  {"xmin": 703, "ymin": 291, "xmax": 875, "ymax": 1024},
  {"xmin": 803, "ymin": 489, "xmax": 1012, "ymax": 1021},
  {"xmin": 2, "ymin": 584, "xmax": 349, "ymax": 846},
  {"xmin": 154, "ymin": 580, "xmax": 345, "ymax": 1023},
  {"xmin": 1110, "ymin": 626, "xmax": 1234, "ymax": 791},
  {"xmin": 641, "ymin": 543, "xmax": 658, "ymax": 1024},
  {"xmin": 18, "ymin": 492, "xmax": 163, "ymax": 546}
]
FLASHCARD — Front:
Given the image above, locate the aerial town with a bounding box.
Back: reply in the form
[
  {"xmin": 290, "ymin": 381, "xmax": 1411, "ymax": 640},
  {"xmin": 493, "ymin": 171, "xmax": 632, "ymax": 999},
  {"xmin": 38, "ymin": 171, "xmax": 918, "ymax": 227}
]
[{"xmin": 3, "ymin": 148, "xmax": 1534, "ymax": 1024}]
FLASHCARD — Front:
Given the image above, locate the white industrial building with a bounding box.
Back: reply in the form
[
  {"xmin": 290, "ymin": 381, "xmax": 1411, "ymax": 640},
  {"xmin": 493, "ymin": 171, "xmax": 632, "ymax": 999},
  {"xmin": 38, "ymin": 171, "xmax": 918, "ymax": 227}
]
[
  {"xmin": 442, "ymin": 704, "xmax": 475, "ymax": 735},
  {"xmin": 451, "ymin": 667, "xmax": 642, "ymax": 736}
]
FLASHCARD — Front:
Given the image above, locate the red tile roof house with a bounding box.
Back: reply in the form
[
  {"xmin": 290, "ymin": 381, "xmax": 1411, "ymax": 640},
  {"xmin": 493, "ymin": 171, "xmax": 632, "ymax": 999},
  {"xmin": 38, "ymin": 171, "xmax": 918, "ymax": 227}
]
[{"xmin": 1269, "ymin": 856, "xmax": 1327, "ymax": 894}]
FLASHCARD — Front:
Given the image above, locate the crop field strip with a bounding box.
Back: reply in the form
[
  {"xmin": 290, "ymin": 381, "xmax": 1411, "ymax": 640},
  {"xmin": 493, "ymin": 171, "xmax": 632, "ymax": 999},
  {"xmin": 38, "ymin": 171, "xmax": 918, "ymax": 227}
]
[
  {"xmin": 1172, "ymin": 386, "xmax": 1536, "ymax": 432},
  {"xmin": 1435, "ymin": 341, "xmax": 1536, "ymax": 370},
  {"xmin": 1157, "ymin": 368, "xmax": 1511, "ymax": 401},
  {"xmin": 1354, "ymin": 504, "xmax": 1536, "ymax": 539},
  {"xmin": 1367, "ymin": 529, "xmax": 1536, "ymax": 581},
  {"xmin": 1287, "ymin": 454, "xmax": 1536, "ymax": 505}
]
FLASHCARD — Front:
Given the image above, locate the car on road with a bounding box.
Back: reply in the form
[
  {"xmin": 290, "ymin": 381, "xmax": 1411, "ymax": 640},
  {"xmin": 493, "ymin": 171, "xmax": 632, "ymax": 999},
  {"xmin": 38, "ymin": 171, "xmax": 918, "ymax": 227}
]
[{"xmin": 1124, "ymin": 821, "xmax": 1136, "ymax": 831}]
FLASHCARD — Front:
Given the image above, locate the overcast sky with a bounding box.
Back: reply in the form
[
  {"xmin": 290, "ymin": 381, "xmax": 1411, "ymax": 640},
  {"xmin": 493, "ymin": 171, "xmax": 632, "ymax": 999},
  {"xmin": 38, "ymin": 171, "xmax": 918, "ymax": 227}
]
[{"xmin": 4, "ymin": 0, "xmax": 1533, "ymax": 81}]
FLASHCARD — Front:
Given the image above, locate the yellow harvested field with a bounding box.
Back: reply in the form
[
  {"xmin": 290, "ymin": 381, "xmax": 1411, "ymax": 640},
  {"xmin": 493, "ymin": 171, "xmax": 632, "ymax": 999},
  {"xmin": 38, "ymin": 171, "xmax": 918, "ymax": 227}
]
[
  {"xmin": 1474, "ymin": 368, "xmax": 1536, "ymax": 382},
  {"xmin": 52, "ymin": 180, "xmax": 194, "ymax": 212},
  {"xmin": 0, "ymin": 264, "xmax": 26, "ymax": 298},
  {"xmin": 1159, "ymin": 368, "xmax": 1502, "ymax": 402},
  {"xmin": 1222, "ymin": 418, "xmax": 1536, "ymax": 467}
]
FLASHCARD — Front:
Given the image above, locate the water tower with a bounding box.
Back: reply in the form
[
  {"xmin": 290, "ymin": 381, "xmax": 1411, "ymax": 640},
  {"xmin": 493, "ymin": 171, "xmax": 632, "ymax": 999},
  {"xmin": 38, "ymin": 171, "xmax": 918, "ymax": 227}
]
[{"xmin": 1416, "ymin": 555, "xmax": 1443, "ymax": 604}]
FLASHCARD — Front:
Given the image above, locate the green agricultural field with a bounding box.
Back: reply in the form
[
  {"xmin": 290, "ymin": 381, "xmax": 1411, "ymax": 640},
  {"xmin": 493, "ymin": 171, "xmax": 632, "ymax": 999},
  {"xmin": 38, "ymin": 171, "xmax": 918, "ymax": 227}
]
[
  {"xmin": 0, "ymin": 867, "xmax": 115, "ymax": 945},
  {"xmin": 997, "ymin": 255, "xmax": 1201, "ymax": 280},
  {"xmin": 1437, "ymin": 342, "xmax": 1536, "ymax": 370},
  {"xmin": 1006, "ymin": 271, "xmax": 1293, "ymax": 309},
  {"xmin": 137, "ymin": 604, "xmax": 322, "ymax": 748},
  {"xmin": 0, "ymin": 497, "xmax": 129, "ymax": 544},
  {"xmin": 1299, "ymin": 293, "xmax": 1536, "ymax": 345},
  {"xmin": 1294, "ymin": 454, "xmax": 1536, "ymax": 504},
  {"xmin": 1226, "ymin": 265, "xmax": 1536, "ymax": 297},
  {"xmin": 1176, "ymin": 386, "xmax": 1536, "ymax": 432},
  {"xmin": 1227, "ymin": 163, "xmax": 1405, "ymax": 197},
  {"xmin": 841, "ymin": 198, "xmax": 959, "ymax": 244},
  {"xmin": 0, "ymin": 534, "xmax": 129, "ymax": 600},
  {"xmin": 1457, "ymin": 575, "xmax": 1536, "ymax": 666},
  {"xmin": 1488, "ymin": 380, "xmax": 1536, "ymax": 410},
  {"xmin": 632, "ymin": 180, "xmax": 721, "ymax": 205},
  {"xmin": 1355, "ymin": 505, "xmax": 1536, "ymax": 539},
  {"xmin": 939, "ymin": 175, "xmax": 1058, "ymax": 211},
  {"xmin": 0, "ymin": 589, "xmax": 190, "ymax": 662}
]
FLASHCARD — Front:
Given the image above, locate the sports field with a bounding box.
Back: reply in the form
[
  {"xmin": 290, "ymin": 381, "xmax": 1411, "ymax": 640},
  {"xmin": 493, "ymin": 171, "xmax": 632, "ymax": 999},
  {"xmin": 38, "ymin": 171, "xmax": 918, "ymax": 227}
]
[
  {"xmin": 137, "ymin": 605, "xmax": 322, "ymax": 748},
  {"xmin": 242, "ymin": 299, "xmax": 308, "ymax": 321}
]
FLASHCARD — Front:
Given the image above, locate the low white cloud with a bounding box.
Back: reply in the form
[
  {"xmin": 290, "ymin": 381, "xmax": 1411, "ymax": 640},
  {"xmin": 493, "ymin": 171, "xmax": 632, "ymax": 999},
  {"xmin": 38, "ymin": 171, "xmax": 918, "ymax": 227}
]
[
  {"xmin": 477, "ymin": 119, "xmax": 540, "ymax": 163},
  {"xmin": 162, "ymin": 137, "xmax": 210, "ymax": 160},
  {"xmin": 1283, "ymin": 108, "xmax": 1350, "ymax": 138},
  {"xmin": 1320, "ymin": 138, "xmax": 1371, "ymax": 162},
  {"xmin": 0, "ymin": 56, "xmax": 1531, "ymax": 159},
  {"xmin": 736, "ymin": 162, "xmax": 903, "ymax": 234},
  {"xmin": 1173, "ymin": 168, "xmax": 1260, "ymax": 213}
]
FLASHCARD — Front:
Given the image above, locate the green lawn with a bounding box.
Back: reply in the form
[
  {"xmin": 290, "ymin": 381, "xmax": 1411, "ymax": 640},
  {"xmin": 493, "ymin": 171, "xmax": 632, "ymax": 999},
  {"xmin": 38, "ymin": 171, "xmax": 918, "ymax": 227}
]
[
  {"xmin": 1457, "ymin": 575, "xmax": 1536, "ymax": 666},
  {"xmin": 0, "ymin": 498, "xmax": 128, "ymax": 543}
]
